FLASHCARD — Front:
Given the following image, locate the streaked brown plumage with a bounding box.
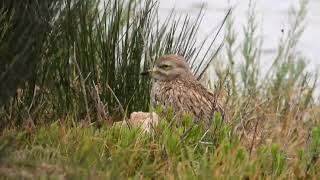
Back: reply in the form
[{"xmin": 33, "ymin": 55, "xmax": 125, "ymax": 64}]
[{"xmin": 145, "ymin": 54, "xmax": 225, "ymax": 127}]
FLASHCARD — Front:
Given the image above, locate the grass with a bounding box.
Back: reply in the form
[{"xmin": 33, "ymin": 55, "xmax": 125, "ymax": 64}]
[
  {"xmin": 0, "ymin": 0, "xmax": 320, "ymax": 179},
  {"xmin": 0, "ymin": 0, "xmax": 221, "ymax": 126},
  {"xmin": 0, "ymin": 116, "xmax": 319, "ymax": 179}
]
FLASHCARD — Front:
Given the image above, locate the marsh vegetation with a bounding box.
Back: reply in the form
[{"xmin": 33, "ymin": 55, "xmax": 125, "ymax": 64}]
[{"xmin": 0, "ymin": 0, "xmax": 319, "ymax": 179}]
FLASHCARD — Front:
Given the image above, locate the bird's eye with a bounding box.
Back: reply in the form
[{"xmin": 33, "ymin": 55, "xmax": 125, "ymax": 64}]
[{"xmin": 160, "ymin": 64, "xmax": 170, "ymax": 69}]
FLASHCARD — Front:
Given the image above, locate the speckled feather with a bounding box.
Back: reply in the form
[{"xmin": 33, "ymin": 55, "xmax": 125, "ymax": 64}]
[{"xmin": 150, "ymin": 54, "xmax": 225, "ymax": 126}]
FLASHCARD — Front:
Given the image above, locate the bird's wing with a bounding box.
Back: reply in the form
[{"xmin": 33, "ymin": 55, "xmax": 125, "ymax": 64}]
[{"xmin": 191, "ymin": 81, "xmax": 227, "ymax": 121}]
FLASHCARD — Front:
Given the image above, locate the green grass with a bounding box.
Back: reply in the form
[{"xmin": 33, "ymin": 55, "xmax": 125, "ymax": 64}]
[
  {"xmin": 1, "ymin": 0, "xmax": 320, "ymax": 179},
  {"xmin": 0, "ymin": 116, "xmax": 319, "ymax": 179},
  {"xmin": 0, "ymin": 0, "xmax": 221, "ymax": 126}
]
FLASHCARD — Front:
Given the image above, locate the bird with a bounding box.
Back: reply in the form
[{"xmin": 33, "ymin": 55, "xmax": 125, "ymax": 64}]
[{"xmin": 141, "ymin": 54, "xmax": 226, "ymax": 127}]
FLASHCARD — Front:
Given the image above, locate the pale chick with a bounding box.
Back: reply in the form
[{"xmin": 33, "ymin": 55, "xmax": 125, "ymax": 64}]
[{"xmin": 143, "ymin": 54, "xmax": 226, "ymax": 127}]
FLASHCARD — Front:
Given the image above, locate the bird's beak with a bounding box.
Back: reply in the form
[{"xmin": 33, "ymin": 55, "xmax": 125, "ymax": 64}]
[
  {"xmin": 140, "ymin": 69, "xmax": 152, "ymax": 76},
  {"xmin": 140, "ymin": 68, "xmax": 157, "ymax": 76}
]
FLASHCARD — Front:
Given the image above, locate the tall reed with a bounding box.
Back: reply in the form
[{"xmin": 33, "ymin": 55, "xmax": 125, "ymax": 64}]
[{"xmin": 0, "ymin": 0, "xmax": 223, "ymax": 126}]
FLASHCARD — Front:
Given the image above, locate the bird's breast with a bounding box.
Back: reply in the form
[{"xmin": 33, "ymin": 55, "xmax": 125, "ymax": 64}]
[{"xmin": 151, "ymin": 79, "xmax": 219, "ymax": 123}]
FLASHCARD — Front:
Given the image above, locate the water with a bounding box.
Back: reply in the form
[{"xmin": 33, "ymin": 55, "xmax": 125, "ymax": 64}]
[{"xmin": 158, "ymin": 0, "xmax": 320, "ymax": 71}]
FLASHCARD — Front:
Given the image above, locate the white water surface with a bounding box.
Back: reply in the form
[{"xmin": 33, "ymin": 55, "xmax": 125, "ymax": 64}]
[{"xmin": 158, "ymin": 0, "xmax": 320, "ymax": 71}]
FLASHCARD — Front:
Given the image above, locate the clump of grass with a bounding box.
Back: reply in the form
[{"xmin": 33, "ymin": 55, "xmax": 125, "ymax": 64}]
[
  {"xmin": 0, "ymin": 1, "xmax": 62, "ymax": 107},
  {"xmin": 0, "ymin": 0, "xmax": 223, "ymax": 127},
  {"xmin": 207, "ymin": 0, "xmax": 319, "ymax": 177},
  {"xmin": 210, "ymin": 0, "xmax": 319, "ymax": 150}
]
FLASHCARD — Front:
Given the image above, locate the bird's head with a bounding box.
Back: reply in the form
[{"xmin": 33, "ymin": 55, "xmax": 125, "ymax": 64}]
[{"xmin": 141, "ymin": 54, "xmax": 193, "ymax": 81}]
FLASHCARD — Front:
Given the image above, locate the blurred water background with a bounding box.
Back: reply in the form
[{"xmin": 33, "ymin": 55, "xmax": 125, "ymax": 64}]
[{"xmin": 158, "ymin": 0, "xmax": 320, "ymax": 72}]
